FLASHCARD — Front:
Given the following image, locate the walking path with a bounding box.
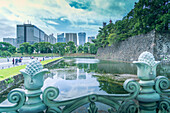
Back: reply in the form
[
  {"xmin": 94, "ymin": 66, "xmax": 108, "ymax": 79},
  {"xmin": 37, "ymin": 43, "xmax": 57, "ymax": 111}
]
[{"xmin": 0, "ymin": 57, "xmax": 56, "ymax": 70}]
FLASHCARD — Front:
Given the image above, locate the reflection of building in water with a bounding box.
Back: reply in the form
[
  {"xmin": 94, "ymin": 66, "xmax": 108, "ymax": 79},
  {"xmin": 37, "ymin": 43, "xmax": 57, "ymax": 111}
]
[
  {"xmin": 44, "ymin": 72, "xmax": 55, "ymax": 79},
  {"xmin": 55, "ymin": 65, "xmax": 92, "ymax": 80},
  {"xmin": 55, "ymin": 69, "xmax": 87, "ymax": 80},
  {"xmin": 77, "ymin": 68, "xmax": 87, "ymax": 80}
]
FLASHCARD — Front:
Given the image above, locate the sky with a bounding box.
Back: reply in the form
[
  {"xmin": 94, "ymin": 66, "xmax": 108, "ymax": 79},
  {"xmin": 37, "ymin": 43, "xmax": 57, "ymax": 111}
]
[{"xmin": 0, "ymin": 0, "xmax": 138, "ymax": 41}]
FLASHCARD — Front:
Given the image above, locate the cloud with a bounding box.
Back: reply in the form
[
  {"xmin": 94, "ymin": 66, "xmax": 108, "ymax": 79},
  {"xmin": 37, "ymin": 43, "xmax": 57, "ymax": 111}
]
[
  {"xmin": 0, "ymin": 0, "xmax": 138, "ymax": 41},
  {"xmin": 46, "ymin": 20, "xmax": 59, "ymax": 25}
]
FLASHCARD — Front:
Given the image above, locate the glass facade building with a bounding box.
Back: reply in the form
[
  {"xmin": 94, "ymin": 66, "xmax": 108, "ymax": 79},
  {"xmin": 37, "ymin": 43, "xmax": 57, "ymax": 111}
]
[{"xmin": 78, "ymin": 32, "xmax": 86, "ymax": 46}]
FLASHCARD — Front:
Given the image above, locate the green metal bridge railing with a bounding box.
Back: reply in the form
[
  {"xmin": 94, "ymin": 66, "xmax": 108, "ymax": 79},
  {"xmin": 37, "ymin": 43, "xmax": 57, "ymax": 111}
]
[{"xmin": 0, "ymin": 51, "xmax": 169, "ymax": 113}]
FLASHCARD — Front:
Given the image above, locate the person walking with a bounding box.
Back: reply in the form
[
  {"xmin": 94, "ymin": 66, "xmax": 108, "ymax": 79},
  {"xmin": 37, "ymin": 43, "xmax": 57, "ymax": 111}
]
[
  {"xmin": 15, "ymin": 58, "xmax": 18, "ymax": 65},
  {"xmin": 12, "ymin": 58, "xmax": 14, "ymax": 65}
]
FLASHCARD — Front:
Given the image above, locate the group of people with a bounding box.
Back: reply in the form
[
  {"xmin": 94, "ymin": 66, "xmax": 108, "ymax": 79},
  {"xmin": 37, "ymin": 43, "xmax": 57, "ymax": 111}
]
[
  {"xmin": 12, "ymin": 57, "xmax": 22, "ymax": 65},
  {"xmin": 8, "ymin": 56, "xmax": 45, "ymax": 65}
]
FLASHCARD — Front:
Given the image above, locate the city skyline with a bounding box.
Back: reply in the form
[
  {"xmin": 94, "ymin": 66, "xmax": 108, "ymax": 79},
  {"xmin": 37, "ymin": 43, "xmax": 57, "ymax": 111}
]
[{"xmin": 0, "ymin": 0, "xmax": 138, "ymax": 41}]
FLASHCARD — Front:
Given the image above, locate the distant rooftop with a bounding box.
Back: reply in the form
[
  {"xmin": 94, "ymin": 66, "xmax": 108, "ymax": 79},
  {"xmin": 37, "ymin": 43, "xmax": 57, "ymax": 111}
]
[{"xmin": 17, "ymin": 24, "xmax": 45, "ymax": 34}]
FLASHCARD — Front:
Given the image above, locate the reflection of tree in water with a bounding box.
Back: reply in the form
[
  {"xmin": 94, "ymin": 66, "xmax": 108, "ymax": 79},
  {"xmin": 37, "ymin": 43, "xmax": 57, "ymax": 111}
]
[
  {"xmin": 77, "ymin": 63, "xmax": 98, "ymax": 73},
  {"xmin": 90, "ymin": 64, "xmax": 98, "ymax": 72},
  {"xmin": 94, "ymin": 75, "xmax": 128, "ymax": 94},
  {"xmin": 97, "ymin": 61, "xmax": 137, "ymax": 75},
  {"xmin": 48, "ymin": 60, "xmax": 76, "ymax": 69},
  {"xmin": 77, "ymin": 62, "xmax": 137, "ymax": 75},
  {"xmin": 77, "ymin": 63, "xmax": 84, "ymax": 69}
]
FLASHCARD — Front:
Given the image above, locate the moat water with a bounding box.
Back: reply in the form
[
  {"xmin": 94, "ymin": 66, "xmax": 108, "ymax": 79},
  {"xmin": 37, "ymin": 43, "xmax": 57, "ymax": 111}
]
[{"xmin": 0, "ymin": 58, "xmax": 169, "ymax": 112}]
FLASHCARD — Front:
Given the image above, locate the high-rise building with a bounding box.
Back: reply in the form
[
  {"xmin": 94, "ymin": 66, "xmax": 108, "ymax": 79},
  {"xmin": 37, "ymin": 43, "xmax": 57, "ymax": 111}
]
[
  {"xmin": 16, "ymin": 24, "xmax": 46, "ymax": 47},
  {"xmin": 78, "ymin": 32, "xmax": 86, "ymax": 46},
  {"xmin": 3, "ymin": 38, "xmax": 17, "ymax": 47},
  {"xmin": 65, "ymin": 33, "xmax": 77, "ymax": 45},
  {"xmin": 39, "ymin": 30, "xmax": 45, "ymax": 42},
  {"xmin": 44, "ymin": 34, "xmax": 49, "ymax": 42},
  {"xmin": 88, "ymin": 36, "xmax": 95, "ymax": 43},
  {"xmin": 49, "ymin": 34, "xmax": 56, "ymax": 44},
  {"xmin": 57, "ymin": 33, "xmax": 65, "ymax": 43}
]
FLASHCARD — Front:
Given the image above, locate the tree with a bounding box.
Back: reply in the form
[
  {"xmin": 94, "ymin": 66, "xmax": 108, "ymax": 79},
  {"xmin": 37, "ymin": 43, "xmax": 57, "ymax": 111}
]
[
  {"xmin": 84, "ymin": 42, "xmax": 91, "ymax": 47},
  {"xmin": 0, "ymin": 42, "xmax": 16, "ymax": 55},
  {"xmin": 20, "ymin": 42, "xmax": 31, "ymax": 53},
  {"xmin": 77, "ymin": 45, "xmax": 83, "ymax": 53},
  {"xmin": 67, "ymin": 41, "xmax": 76, "ymax": 53},
  {"xmin": 58, "ymin": 43, "xmax": 66, "ymax": 56},
  {"xmin": 83, "ymin": 46, "xmax": 88, "ymax": 53},
  {"xmin": 28, "ymin": 46, "xmax": 34, "ymax": 55},
  {"xmin": 8, "ymin": 46, "xmax": 16, "ymax": 54},
  {"xmin": 94, "ymin": 0, "xmax": 169, "ymax": 48},
  {"xmin": 0, "ymin": 42, "xmax": 13, "ymax": 51},
  {"xmin": 20, "ymin": 46, "xmax": 24, "ymax": 55},
  {"xmin": 65, "ymin": 46, "xmax": 70, "ymax": 53},
  {"xmin": 90, "ymin": 44, "xmax": 97, "ymax": 54},
  {"xmin": 53, "ymin": 43, "xmax": 66, "ymax": 56},
  {"xmin": 0, "ymin": 51, "xmax": 11, "ymax": 57},
  {"xmin": 38, "ymin": 42, "xmax": 51, "ymax": 53},
  {"xmin": 33, "ymin": 43, "xmax": 40, "ymax": 53}
]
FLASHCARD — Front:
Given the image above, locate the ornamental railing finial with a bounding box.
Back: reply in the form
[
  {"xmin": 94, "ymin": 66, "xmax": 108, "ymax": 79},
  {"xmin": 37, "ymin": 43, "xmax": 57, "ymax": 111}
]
[
  {"xmin": 133, "ymin": 51, "xmax": 161, "ymax": 113},
  {"xmin": 19, "ymin": 59, "xmax": 48, "ymax": 113}
]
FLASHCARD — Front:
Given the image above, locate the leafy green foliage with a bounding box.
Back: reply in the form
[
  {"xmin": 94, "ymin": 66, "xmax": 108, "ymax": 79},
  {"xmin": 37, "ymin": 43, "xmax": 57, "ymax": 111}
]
[
  {"xmin": 53, "ymin": 42, "xmax": 66, "ymax": 56},
  {"xmin": 77, "ymin": 45, "xmax": 83, "ymax": 53},
  {"xmin": 28, "ymin": 46, "xmax": 34, "ymax": 55},
  {"xmin": 95, "ymin": 0, "xmax": 169, "ymax": 47},
  {"xmin": 20, "ymin": 42, "xmax": 31, "ymax": 53},
  {"xmin": 33, "ymin": 43, "xmax": 39, "ymax": 53},
  {"xmin": 0, "ymin": 42, "xmax": 16, "ymax": 57},
  {"xmin": 19, "ymin": 46, "xmax": 24, "ymax": 55},
  {"xmin": 90, "ymin": 44, "xmax": 97, "ymax": 54},
  {"xmin": 0, "ymin": 51, "xmax": 11, "ymax": 57},
  {"xmin": 38, "ymin": 42, "xmax": 52, "ymax": 53},
  {"xmin": 67, "ymin": 41, "xmax": 76, "ymax": 53},
  {"xmin": 5, "ymin": 77, "xmax": 14, "ymax": 84},
  {"xmin": 8, "ymin": 46, "xmax": 16, "ymax": 54},
  {"xmin": 11, "ymin": 40, "xmax": 98, "ymax": 56},
  {"xmin": 83, "ymin": 46, "xmax": 88, "ymax": 53}
]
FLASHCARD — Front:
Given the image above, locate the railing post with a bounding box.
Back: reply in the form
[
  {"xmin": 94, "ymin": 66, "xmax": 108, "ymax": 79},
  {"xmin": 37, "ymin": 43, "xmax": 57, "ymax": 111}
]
[
  {"xmin": 19, "ymin": 59, "xmax": 48, "ymax": 113},
  {"xmin": 133, "ymin": 51, "xmax": 160, "ymax": 113}
]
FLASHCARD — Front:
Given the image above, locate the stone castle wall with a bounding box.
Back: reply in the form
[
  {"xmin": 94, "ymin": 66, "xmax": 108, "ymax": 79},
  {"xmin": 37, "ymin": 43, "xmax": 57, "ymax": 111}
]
[{"xmin": 96, "ymin": 30, "xmax": 170, "ymax": 63}]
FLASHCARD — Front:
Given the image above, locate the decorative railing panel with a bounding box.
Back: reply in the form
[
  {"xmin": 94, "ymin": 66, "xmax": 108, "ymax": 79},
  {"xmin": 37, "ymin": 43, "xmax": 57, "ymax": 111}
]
[
  {"xmin": 42, "ymin": 79, "xmax": 140, "ymax": 113},
  {"xmin": 0, "ymin": 51, "xmax": 169, "ymax": 113}
]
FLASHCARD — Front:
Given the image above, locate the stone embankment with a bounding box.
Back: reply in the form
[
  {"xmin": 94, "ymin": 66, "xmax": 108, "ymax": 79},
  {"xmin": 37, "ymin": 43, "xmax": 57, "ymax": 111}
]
[{"xmin": 96, "ymin": 30, "xmax": 170, "ymax": 63}]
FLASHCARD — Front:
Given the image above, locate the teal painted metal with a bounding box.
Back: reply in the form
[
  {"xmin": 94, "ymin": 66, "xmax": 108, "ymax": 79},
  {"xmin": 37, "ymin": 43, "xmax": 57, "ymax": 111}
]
[
  {"xmin": 0, "ymin": 89, "xmax": 26, "ymax": 113},
  {"xmin": 19, "ymin": 59, "xmax": 48, "ymax": 113},
  {"xmin": 0, "ymin": 51, "xmax": 169, "ymax": 113},
  {"xmin": 133, "ymin": 51, "xmax": 161, "ymax": 113}
]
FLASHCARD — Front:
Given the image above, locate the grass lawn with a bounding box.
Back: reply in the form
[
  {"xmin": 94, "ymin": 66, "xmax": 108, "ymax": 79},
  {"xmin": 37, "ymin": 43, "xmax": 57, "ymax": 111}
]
[
  {"xmin": 0, "ymin": 57, "xmax": 62, "ymax": 81},
  {"xmin": 41, "ymin": 57, "xmax": 62, "ymax": 65}
]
